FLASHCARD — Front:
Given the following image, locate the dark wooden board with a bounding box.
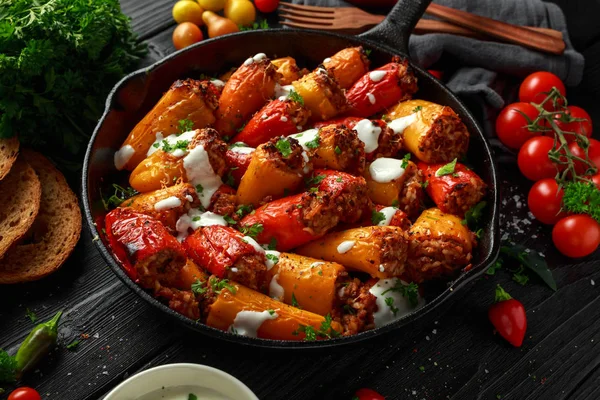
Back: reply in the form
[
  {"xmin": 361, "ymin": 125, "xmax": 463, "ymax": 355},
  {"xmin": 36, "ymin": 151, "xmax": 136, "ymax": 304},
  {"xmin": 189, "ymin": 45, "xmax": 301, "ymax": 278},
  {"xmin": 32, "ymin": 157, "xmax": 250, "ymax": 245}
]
[{"xmin": 1, "ymin": 1, "xmax": 599, "ymax": 399}]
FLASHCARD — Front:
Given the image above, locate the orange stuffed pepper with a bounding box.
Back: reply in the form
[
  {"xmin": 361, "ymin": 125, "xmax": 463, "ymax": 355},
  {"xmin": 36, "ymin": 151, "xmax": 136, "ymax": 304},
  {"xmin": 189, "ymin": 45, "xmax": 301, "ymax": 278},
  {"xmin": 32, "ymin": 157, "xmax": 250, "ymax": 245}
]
[
  {"xmin": 272, "ymin": 56, "xmax": 307, "ymax": 85},
  {"xmin": 291, "ymin": 68, "xmax": 347, "ymax": 121},
  {"xmin": 322, "ymin": 46, "xmax": 370, "ymax": 89}
]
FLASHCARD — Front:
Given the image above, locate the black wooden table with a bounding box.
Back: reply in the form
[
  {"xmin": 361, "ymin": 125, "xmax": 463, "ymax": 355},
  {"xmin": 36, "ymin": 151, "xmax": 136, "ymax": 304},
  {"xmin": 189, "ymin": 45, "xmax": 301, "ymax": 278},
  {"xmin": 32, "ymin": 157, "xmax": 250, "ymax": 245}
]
[{"xmin": 1, "ymin": 1, "xmax": 600, "ymax": 399}]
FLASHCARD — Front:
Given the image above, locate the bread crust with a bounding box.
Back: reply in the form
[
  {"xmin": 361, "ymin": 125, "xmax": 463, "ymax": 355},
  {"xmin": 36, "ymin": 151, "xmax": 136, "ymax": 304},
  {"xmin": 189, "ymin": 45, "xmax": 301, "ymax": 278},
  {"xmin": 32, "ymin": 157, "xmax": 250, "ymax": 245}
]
[{"xmin": 0, "ymin": 137, "xmax": 19, "ymax": 181}]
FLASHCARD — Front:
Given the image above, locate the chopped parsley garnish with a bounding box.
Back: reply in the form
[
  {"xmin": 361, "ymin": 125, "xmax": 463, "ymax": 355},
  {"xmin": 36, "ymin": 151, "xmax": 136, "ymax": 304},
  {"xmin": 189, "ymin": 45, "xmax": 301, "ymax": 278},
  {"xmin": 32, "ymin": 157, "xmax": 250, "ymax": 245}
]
[
  {"xmin": 292, "ymin": 313, "xmax": 339, "ymax": 341},
  {"xmin": 343, "ymin": 304, "xmax": 356, "ymax": 315},
  {"xmin": 421, "ymin": 180, "xmax": 429, "ymax": 189},
  {"xmin": 400, "ymin": 153, "xmax": 411, "ymax": 169},
  {"xmin": 25, "ymin": 308, "xmax": 37, "ymax": 323},
  {"xmin": 160, "ymin": 139, "xmax": 189, "ymax": 153},
  {"xmin": 240, "ymin": 223, "xmax": 264, "ymax": 239},
  {"xmin": 236, "ymin": 122, "xmax": 247, "ymax": 133},
  {"xmin": 223, "ymin": 215, "xmax": 236, "ymax": 225},
  {"xmin": 191, "ymin": 279, "xmax": 207, "ymax": 295},
  {"xmin": 334, "ymin": 146, "xmax": 342, "ymax": 155},
  {"xmin": 371, "ymin": 210, "xmax": 386, "ymax": 225},
  {"xmin": 288, "ymin": 90, "xmax": 304, "ymax": 105},
  {"xmin": 188, "ymin": 394, "xmax": 198, "ymax": 400},
  {"xmin": 268, "ymin": 237, "xmax": 277, "ymax": 250},
  {"xmin": 500, "ymin": 245, "xmax": 556, "ymax": 291},
  {"xmin": 291, "ymin": 292, "xmax": 299, "ymax": 307},
  {"xmin": 209, "ymin": 277, "xmax": 237, "ymax": 294},
  {"xmin": 336, "ymin": 177, "xmax": 343, "ymax": 183},
  {"xmin": 178, "ymin": 119, "xmax": 194, "ymax": 133},
  {"xmin": 275, "ymin": 138, "xmax": 292, "ymax": 157},
  {"xmin": 267, "ymin": 309, "xmax": 276, "ymax": 316},
  {"xmin": 309, "ymin": 187, "xmax": 318, "ymax": 193},
  {"xmin": 239, "ymin": 19, "xmax": 270, "ymax": 31},
  {"xmin": 562, "ymin": 181, "xmax": 600, "ymax": 222},
  {"xmin": 512, "ymin": 266, "xmax": 530, "ymax": 285},
  {"xmin": 304, "ymin": 134, "xmax": 320, "ymax": 149},
  {"xmin": 419, "ymin": 365, "xmax": 425, "ymax": 372},
  {"xmin": 0, "ymin": 349, "xmax": 17, "ymax": 383},
  {"xmin": 266, "ymin": 253, "xmax": 279, "ymax": 265},
  {"xmin": 364, "ymin": 49, "xmax": 372, "ymax": 57},
  {"xmin": 435, "ymin": 158, "xmax": 457, "ymax": 177},
  {"xmin": 385, "ymin": 297, "xmax": 399, "ymax": 316},
  {"xmin": 391, "ymin": 199, "xmax": 400, "ymax": 208},
  {"xmin": 413, "ymin": 106, "xmax": 423, "ymax": 113},
  {"xmin": 101, "ymin": 184, "xmax": 138, "ymax": 210},
  {"xmin": 192, "ymin": 216, "xmax": 201, "ymax": 222},
  {"xmin": 66, "ymin": 339, "xmax": 80, "ymax": 350},
  {"xmin": 306, "ymin": 174, "xmax": 326, "ymax": 186},
  {"xmin": 381, "ymin": 280, "xmax": 419, "ymax": 307},
  {"xmin": 236, "ymin": 204, "xmax": 254, "ymax": 218},
  {"xmin": 462, "ymin": 201, "xmax": 487, "ymax": 227},
  {"xmin": 317, "ymin": 270, "xmax": 323, "ymax": 276},
  {"xmin": 225, "ymin": 168, "xmax": 237, "ymax": 186},
  {"xmin": 195, "ymin": 184, "xmax": 203, "ymax": 193},
  {"xmin": 230, "ymin": 142, "xmax": 249, "ymax": 148}
]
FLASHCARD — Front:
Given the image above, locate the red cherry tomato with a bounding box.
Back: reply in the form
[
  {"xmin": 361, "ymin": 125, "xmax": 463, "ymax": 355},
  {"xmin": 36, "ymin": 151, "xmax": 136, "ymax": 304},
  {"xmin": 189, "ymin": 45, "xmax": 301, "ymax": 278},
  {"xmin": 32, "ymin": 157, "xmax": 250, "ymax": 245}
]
[
  {"xmin": 488, "ymin": 285, "xmax": 527, "ymax": 347},
  {"xmin": 568, "ymin": 139, "xmax": 600, "ymax": 175},
  {"xmin": 254, "ymin": 0, "xmax": 279, "ymax": 13},
  {"xmin": 519, "ymin": 71, "xmax": 566, "ymax": 110},
  {"xmin": 428, "ymin": 69, "xmax": 443, "ymax": 80},
  {"xmin": 518, "ymin": 136, "xmax": 557, "ymax": 181},
  {"xmin": 554, "ymin": 106, "xmax": 593, "ymax": 142},
  {"xmin": 8, "ymin": 388, "xmax": 41, "ymax": 400},
  {"xmin": 172, "ymin": 22, "xmax": 203, "ymax": 50},
  {"xmin": 495, "ymin": 102, "xmax": 540, "ymax": 150},
  {"xmin": 552, "ymin": 215, "xmax": 600, "ymax": 258},
  {"xmin": 527, "ymin": 178, "xmax": 567, "ymax": 225},
  {"xmin": 591, "ymin": 174, "xmax": 600, "ymax": 189},
  {"xmin": 354, "ymin": 388, "xmax": 385, "ymax": 400}
]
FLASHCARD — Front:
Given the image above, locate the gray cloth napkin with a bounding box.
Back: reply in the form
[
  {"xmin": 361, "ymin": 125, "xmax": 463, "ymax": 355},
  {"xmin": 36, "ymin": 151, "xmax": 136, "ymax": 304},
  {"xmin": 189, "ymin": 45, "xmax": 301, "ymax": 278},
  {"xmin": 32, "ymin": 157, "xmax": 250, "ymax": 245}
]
[{"xmin": 289, "ymin": 0, "xmax": 585, "ymax": 112}]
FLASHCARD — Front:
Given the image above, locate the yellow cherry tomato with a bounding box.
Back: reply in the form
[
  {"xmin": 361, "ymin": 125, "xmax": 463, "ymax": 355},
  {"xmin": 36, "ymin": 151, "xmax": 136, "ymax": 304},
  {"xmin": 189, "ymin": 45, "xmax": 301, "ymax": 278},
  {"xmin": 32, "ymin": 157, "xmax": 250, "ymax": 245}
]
[
  {"xmin": 197, "ymin": 0, "xmax": 227, "ymax": 12},
  {"xmin": 172, "ymin": 22, "xmax": 204, "ymax": 50},
  {"xmin": 172, "ymin": 1, "xmax": 204, "ymax": 26},
  {"xmin": 224, "ymin": 0, "xmax": 256, "ymax": 27}
]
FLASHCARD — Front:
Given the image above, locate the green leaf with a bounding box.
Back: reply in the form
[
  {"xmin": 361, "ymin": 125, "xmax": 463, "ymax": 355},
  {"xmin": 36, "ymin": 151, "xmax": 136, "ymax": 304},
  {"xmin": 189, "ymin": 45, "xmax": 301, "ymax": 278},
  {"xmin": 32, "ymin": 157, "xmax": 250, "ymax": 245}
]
[
  {"xmin": 0, "ymin": 349, "xmax": 16, "ymax": 383},
  {"xmin": 371, "ymin": 210, "xmax": 386, "ymax": 225},
  {"xmin": 486, "ymin": 259, "xmax": 503, "ymax": 275},
  {"xmin": 494, "ymin": 284, "xmax": 512, "ymax": 302},
  {"xmin": 275, "ymin": 138, "xmax": 292, "ymax": 157},
  {"xmin": 381, "ymin": 280, "xmax": 419, "ymax": 307},
  {"xmin": 435, "ymin": 158, "xmax": 457, "ymax": 177},
  {"xmin": 191, "ymin": 279, "xmax": 207, "ymax": 295},
  {"xmin": 25, "ymin": 308, "xmax": 37, "ymax": 323},
  {"xmin": 188, "ymin": 394, "xmax": 198, "ymax": 400},
  {"xmin": 291, "ymin": 292, "xmax": 299, "ymax": 307},
  {"xmin": 66, "ymin": 339, "xmax": 80, "ymax": 350},
  {"xmin": 305, "ymin": 174, "xmax": 326, "ymax": 187},
  {"xmin": 401, "ymin": 153, "xmax": 411, "ymax": 169},
  {"xmin": 500, "ymin": 246, "xmax": 557, "ymax": 291},
  {"xmin": 287, "ymin": 90, "xmax": 304, "ymax": 106},
  {"xmin": 240, "ymin": 223, "xmax": 263, "ymax": 239},
  {"xmin": 178, "ymin": 119, "xmax": 194, "ymax": 133},
  {"xmin": 562, "ymin": 181, "xmax": 600, "ymax": 222},
  {"xmin": 462, "ymin": 201, "xmax": 487, "ymax": 227},
  {"xmin": 304, "ymin": 134, "xmax": 320, "ymax": 149}
]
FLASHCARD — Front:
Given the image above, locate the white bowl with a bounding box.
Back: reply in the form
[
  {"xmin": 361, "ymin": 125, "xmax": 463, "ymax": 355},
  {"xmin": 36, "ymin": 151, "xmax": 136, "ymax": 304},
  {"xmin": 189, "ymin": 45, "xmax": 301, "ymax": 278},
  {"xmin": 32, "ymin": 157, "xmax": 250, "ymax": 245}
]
[{"xmin": 103, "ymin": 363, "xmax": 259, "ymax": 400}]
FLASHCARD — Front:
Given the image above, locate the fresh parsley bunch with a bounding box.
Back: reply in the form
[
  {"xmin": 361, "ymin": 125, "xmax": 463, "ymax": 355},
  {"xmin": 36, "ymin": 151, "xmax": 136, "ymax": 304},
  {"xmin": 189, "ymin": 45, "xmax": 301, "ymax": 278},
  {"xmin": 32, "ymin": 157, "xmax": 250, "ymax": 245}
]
[{"xmin": 0, "ymin": 0, "xmax": 146, "ymax": 164}]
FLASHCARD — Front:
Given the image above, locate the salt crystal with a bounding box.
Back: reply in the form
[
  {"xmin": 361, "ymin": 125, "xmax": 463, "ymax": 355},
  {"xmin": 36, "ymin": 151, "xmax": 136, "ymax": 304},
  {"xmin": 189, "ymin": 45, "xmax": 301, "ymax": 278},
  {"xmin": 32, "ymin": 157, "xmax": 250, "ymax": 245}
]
[{"xmin": 591, "ymin": 279, "xmax": 595, "ymax": 286}]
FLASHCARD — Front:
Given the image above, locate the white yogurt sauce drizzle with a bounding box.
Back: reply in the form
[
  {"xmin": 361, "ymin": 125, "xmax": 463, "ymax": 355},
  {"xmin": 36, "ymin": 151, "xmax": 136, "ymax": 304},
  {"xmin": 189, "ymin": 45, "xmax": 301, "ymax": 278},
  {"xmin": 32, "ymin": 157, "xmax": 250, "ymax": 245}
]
[
  {"xmin": 337, "ymin": 240, "xmax": 356, "ymax": 254},
  {"xmin": 353, "ymin": 119, "xmax": 382, "ymax": 153},
  {"xmin": 323, "ymin": 57, "xmax": 332, "ymax": 63},
  {"xmin": 242, "ymin": 236, "xmax": 265, "ymax": 254},
  {"xmin": 369, "ymin": 157, "xmax": 405, "ymax": 183},
  {"xmin": 229, "ymin": 310, "xmax": 278, "ymax": 338},
  {"xmin": 310, "ymin": 261, "xmax": 325, "ymax": 268},
  {"xmin": 274, "ymin": 84, "xmax": 294, "ymax": 98},
  {"xmin": 369, "ymin": 278, "xmax": 423, "ymax": 328},
  {"xmin": 114, "ymin": 145, "xmax": 135, "ymax": 170},
  {"xmin": 377, "ymin": 206, "xmax": 397, "ymax": 226},
  {"xmin": 367, "ymin": 93, "xmax": 376, "ymax": 105},
  {"xmin": 289, "ymin": 129, "xmax": 319, "ymax": 151},
  {"xmin": 154, "ymin": 196, "xmax": 182, "ymax": 211},
  {"xmin": 183, "ymin": 145, "xmax": 223, "ymax": 209},
  {"xmin": 175, "ymin": 209, "xmax": 228, "ymax": 241},
  {"xmin": 185, "ymin": 194, "xmax": 194, "ymax": 203},
  {"xmin": 147, "ymin": 130, "xmax": 198, "ymax": 158},
  {"xmin": 265, "ymin": 250, "xmax": 281, "ymax": 270},
  {"xmin": 369, "ymin": 70, "xmax": 387, "ymax": 82},
  {"xmin": 229, "ymin": 145, "xmax": 255, "ymax": 155},
  {"xmin": 269, "ymin": 274, "xmax": 285, "ymax": 300},
  {"xmin": 210, "ymin": 79, "xmax": 225, "ymax": 88},
  {"xmin": 387, "ymin": 113, "xmax": 418, "ymax": 135}
]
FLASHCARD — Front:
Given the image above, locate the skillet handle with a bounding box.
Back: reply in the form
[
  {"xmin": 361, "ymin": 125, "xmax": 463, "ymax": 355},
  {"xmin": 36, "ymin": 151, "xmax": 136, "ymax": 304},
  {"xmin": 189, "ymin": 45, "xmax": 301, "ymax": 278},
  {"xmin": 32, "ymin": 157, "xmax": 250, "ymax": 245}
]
[{"xmin": 358, "ymin": 0, "xmax": 432, "ymax": 55}]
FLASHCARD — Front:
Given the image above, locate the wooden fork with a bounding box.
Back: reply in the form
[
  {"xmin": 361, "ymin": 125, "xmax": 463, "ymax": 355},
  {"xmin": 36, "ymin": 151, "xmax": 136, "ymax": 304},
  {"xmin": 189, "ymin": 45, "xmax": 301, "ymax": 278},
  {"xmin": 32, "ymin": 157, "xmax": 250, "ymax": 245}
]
[{"xmin": 278, "ymin": 3, "xmax": 565, "ymax": 55}]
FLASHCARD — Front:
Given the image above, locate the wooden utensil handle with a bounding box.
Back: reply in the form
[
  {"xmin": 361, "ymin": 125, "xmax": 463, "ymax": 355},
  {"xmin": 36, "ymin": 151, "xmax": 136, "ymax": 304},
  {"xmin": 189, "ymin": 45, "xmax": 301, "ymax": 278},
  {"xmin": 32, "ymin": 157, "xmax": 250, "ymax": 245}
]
[{"xmin": 425, "ymin": 3, "xmax": 565, "ymax": 55}]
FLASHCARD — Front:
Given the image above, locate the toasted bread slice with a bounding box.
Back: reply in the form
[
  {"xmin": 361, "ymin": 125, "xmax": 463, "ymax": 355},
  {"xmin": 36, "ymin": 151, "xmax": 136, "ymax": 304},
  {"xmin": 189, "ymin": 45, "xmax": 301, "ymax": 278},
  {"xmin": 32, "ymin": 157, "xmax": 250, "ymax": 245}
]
[
  {"xmin": 0, "ymin": 137, "xmax": 19, "ymax": 181},
  {"xmin": 0, "ymin": 150, "xmax": 82, "ymax": 284},
  {"xmin": 0, "ymin": 157, "xmax": 41, "ymax": 259}
]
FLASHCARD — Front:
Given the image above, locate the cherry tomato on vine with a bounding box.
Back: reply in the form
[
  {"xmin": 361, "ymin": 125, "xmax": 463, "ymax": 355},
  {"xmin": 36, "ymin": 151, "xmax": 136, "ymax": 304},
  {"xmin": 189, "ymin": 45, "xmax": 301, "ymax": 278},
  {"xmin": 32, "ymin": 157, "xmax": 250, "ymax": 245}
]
[
  {"xmin": 591, "ymin": 174, "xmax": 600, "ymax": 189},
  {"xmin": 552, "ymin": 215, "xmax": 600, "ymax": 258},
  {"xmin": 554, "ymin": 106, "xmax": 593, "ymax": 142},
  {"xmin": 254, "ymin": 0, "xmax": 280, "ymax": 13},
  {"xmin": 528, "ymin": 178, "xmax": 567, "ymax": 225},
  {"xmin": 518, "ymin": 136, "xmax": 557, "ymax": 181},
  {"xmin": 495, "ymin": 102, "xmax": 540, "ymax": 150},
  {"xmin": 568, "ymin": 138, "xmax": 600, "ymax": 175},
  {"xmin": 519, "ymin": 71, "xmax": 566, "ymax": 110},
  {"xmin": 8, "ymin": 387, "xmax": 41, "ymax": 400},
  {"xmin": 172, "ymin": 22, "xmax": 204, "ymax": 50},
  {"xmin": 354, "ymin": 388, "xmax": 385, "ymax": 400}
]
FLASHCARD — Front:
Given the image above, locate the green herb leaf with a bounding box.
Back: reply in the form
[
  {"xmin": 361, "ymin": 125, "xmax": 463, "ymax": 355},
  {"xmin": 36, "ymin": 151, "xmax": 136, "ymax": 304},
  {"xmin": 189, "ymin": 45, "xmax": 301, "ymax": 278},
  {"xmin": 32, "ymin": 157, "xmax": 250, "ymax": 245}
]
[
  {"xmin": 267, "ymin": 237, "xmax": 277, "ymax": 250},
  {"xmin": 391, "ymin": 199, "xmax": 400, "ymax": 208},
  {"xmin": 364, "ymin": 49, "xmax": 372, "ymax": 57},
  {"xmin": 371, "ymin": 210, "xmax": 386, "ymax": 225},
  {"xmin": 462, "ymin": 201, "xmax": 487, "ymax": 227},
  {"xmin": 267, "ymin": 309, "xmax": 275, "ymax": 316},
  {"xmin": 101, "ymin": 184, "xmax": 138, "ymax": 210},
  {"xmin": 178, "ymin": 119, "xmax": 194, "ymax": 133},
  {"xmin": 385, "ymin": 297, "xmax": 399, "ymax": 316},
  {"xmin": 25, "ymin": 308, "xmax": 37, "ymax": 323},
  {"xmin": 401, "ymin": 153, "xmax": 411, "ymax": 169},
  {"xmin": 266, "ymin": 253, "xmax": 279, "ymax": 265},
  {"xmin": 486, "ymin": 259, "xmax": 503, "ymax": 275},
  {"xmin": 240, "ymin": 223, "xmax": 264, "ymax": 239},
  {"xmin": 500, "ymin": 246, "xmax": 557, "ymax": 291},
  {"xmin": 0, "ymin": 349, "xmax": 17, "ymax": 383},
  {"xmin": 291, "ymin": 292, "xmax": 299, "ymax": 307},
  {"xmin": 223, "ymin": 215, "xmax": 236, "ymax": 225},
  {"xmin": 334, "ymin": 146, "xmax": 342, "ymax": 155},
  {"xmin": 421, "ymin": 180, "xmax": 429, "ymax": 189},
  {"xmin": 188, "ymin": 394, "xmax": 198, "ymax": 400},
  {"xmin": 66, "ymin": 339, "xmax": 80, "ymax": 351},
  {"xmin": 512, "ymin": 268, "xmax": 530, "ymax": 285},
  {"xmin": 381, "ymin": 280, "xmax": 419, "ymax": 307},
  {"xmin": 288, "ymin": 90, "xmax": 304, "ymax": 106},
  {"xmin": 209, "ymin": 277, "xmax": 237, "ymax": 295},
  {"xmin": 336, "ymin": 177, "xmax": 343, "ymax": 183},
  {"xmin": 236, "ymin": 204, "xmax": 254, "ymax": 218},
  {"xmin": 239, "ymin": 19, "xmax": 269, "ymax": 31},
  {"xmin": 195, "ymin": 184, "xmax": 204, "ymax": 193},
  {"xmin": 191, "ymin": 279, "xmax": 207, "ymax": 295},
  {"xmin": 435, "ymin": 158, "xmax": 457, "ymax": 177},
  {"xmin": 304, "ymin": 134, "xmax": 320, "ymax": 149},
  {"xmin": 230, "ymin": 142, "xmax": 249, "ymax": 148},
  {"xmin": 275, "ymin": 138, "xmax": 292, "ymax": 157},
  {"xmin": 562, "ymin": 181, "xmax": 600, "ymax": 222},
  {"xmin": 413, "ymin": 106, "xmax": 423, "ymax": 113},
  {"xmin": 225, "ymin": 169, "xmax": 237, "ymax": 187},
  {"xmin": 306, "ymin": 174, "xmax": 326, "ymax": 187}
]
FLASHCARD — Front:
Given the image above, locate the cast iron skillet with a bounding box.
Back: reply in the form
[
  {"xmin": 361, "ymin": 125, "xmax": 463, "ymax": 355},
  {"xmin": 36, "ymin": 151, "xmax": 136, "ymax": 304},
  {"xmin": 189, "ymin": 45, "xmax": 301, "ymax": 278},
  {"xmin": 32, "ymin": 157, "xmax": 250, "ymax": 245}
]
[{"xmin": 82, "ymin": 0, "xmax": 500, "ymax": 348}]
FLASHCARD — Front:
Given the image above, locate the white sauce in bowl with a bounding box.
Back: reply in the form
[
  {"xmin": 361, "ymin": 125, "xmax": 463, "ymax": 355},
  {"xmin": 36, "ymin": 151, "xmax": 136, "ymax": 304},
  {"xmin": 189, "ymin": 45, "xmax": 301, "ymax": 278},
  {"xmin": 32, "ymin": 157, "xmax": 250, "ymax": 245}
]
[
  {"xmin": 136, "ymin": 385, "xmax": 232, "ymax": 400},
  {"xmin": 369, "ymin": 278, "xmax": 424, "ymax": 328}
]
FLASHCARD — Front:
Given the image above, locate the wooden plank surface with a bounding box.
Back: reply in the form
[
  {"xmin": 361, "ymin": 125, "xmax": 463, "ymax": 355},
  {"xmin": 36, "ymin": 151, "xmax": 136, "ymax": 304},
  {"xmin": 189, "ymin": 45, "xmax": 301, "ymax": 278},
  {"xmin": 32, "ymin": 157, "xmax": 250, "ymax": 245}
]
[{"xmin": 0, "ymin": 1, "xmax": 599, "ymax": 399}]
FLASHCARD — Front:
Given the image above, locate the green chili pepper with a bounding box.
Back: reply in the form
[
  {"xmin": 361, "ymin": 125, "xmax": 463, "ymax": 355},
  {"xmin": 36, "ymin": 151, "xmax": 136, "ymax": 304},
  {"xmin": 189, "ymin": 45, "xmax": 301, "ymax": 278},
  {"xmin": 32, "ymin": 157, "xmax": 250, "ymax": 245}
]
[{"xmin": 15, "ymin": 311, "xmax": 62, "ymax": 378}]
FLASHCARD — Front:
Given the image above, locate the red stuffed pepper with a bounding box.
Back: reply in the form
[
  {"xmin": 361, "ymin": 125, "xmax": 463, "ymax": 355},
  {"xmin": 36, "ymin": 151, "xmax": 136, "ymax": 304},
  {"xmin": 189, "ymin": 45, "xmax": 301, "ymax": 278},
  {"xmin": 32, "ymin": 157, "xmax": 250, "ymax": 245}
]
[
  {"xmin": 105, "ymin": 208, "xmax": 187, "ymax": 290},
  {"xmin": 232, "ymin": 98, "xmax": 310, "ymax": 147},
  {"xmin": 315, "ymin": 117, "xmax": 403, "ymax": 161},
  {"xmin": 306, "ymin": 169, "xmax": 370, "ymax": 224},
  {"xmin": 239, "ymin": 191, "xmax": 342, "ymax": 251},
  {"xmin": 365, "ymin": 204, "xmax": 411, "ymax": 230},
  {"xmin": 183, "ymin": 225, "xmax": 268, "ymax": 292},
  {"xmin": 224, "ymin": 145, "xmax": 255, "ymax": 187},
  {"xmin": 346, "ymin": 58, "xmax": 418, "ymax": 118},
  {"xmin": 418, "ymin": 161, "xmax": 486, "ymax": 216}
]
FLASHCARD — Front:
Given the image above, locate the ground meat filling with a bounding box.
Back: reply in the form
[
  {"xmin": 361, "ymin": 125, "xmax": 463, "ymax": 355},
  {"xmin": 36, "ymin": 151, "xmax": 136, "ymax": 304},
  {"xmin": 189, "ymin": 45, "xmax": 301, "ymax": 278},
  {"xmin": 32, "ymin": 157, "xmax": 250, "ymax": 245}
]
[
  {"xmin": 299, "ymin": 192, "xmax": 341, "ymax": 236},
  {"xmin": 188, "ymin": 128, "xmax": 229, "ymax": 176},
  {"xmin": 313, "ymin": 71, "xmax": 348, "ymax": 115},
  {"xmin": 156, "ymin": 287, "xmax": 201, "ymax": 320},
  {"xmin": 226, "ymin": 253, "xmax": 268, "ymax": 293},
  {"xmin": 406, "ymin": 235, "xmax": 472, "ymax": 282},
  {"xmin": 369, "ymin": 123, "xmax": 403, "ymax": 161},
  {"xmin": 172, "ymin": 79, "xmax": 220, "ymax": 113},
  {"xmin": 136, "ymin": 248, "xmax": 187, "ymax": 293},
  {"xmin": 209, "ymin": 188, "xmax": 237, "ymax": 218},
  {"xmin": 284, "ymin": 99, "xmax": 311, "ymax": 127},
  {"xmin": 326, "ymin": 178, "xmax": 371, "ymax": 224},
  {"xmin": 378, "ymin": 227, "xmax": 409, "ymax": 277},
  {"xmin": 394, "ymin": 58, "xmax": 419, "ymax": 102},
  {"xmin": 334, "ymin": 278, "xmax": 377, "ymax": 335},
  {"xmin": 262, "ymin": 136, "xmax": 306, "ymax": 173},
  {"xmin": 418, "ymin": 109, "xmax": 469, "ymax": 163},
  {"xmin": 442, "ymin": 178, "xmax": 487, "ymax": 216},
  {"xmin": 398, "ymin": 162, "xmax": 424, "ymax": 219},
  {"xmin": 316, "ymin": 125, "xmax": 366, "ymax": 174}
]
